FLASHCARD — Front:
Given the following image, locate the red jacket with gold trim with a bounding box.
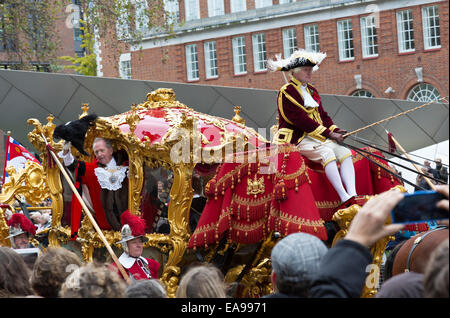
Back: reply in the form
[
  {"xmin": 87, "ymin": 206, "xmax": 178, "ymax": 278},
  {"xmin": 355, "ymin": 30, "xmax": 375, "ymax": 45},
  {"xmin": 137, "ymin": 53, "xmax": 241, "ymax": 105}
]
[{"xmin": 275, "ymin": 78, "xmax": 339, "ymax": 145}]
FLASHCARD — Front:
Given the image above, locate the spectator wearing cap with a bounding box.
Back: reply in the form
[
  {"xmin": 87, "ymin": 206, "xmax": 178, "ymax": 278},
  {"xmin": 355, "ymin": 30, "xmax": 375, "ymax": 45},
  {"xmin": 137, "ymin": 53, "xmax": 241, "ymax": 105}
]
[
  {"xmin": 110, "ymin": 210, "xmax": 160, "ymax": 281},
  {"xmin": 6, "ymin": 213, "xmax": 36, "ymax": 249},
  {"xmin": 264, "ymin": 233, "xmax": 328, "ymax": 298}
]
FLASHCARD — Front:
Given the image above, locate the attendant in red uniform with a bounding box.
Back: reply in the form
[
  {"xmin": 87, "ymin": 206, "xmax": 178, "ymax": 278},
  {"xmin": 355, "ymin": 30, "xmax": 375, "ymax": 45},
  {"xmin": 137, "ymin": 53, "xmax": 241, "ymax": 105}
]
[
  {"xmin": 268, "ymin": 49, "xmax": 357, "ymax": 204},
  {"xmin": 112, "ymin": 210, "xmax": 160, "ymax": 281}
]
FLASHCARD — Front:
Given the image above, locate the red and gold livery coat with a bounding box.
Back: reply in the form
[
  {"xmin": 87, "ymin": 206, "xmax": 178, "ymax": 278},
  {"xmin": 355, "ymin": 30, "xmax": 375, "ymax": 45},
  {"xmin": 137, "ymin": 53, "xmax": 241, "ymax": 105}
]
[{"xmin": 275, "ymin": 77, "xmax": 339, "ymax": 145}]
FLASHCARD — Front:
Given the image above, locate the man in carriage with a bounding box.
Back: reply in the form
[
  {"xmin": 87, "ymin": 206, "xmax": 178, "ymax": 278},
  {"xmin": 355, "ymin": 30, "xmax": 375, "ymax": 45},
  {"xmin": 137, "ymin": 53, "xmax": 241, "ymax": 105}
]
[{"xmin": 268, "ymin": 49, "xmax": 357, "ymax": 206}]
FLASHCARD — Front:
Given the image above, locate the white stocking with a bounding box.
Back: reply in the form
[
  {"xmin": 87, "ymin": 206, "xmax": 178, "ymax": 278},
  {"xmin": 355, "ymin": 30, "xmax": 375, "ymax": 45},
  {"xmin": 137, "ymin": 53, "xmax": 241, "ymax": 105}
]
[
  {"xmin": 340, "ymin": 156, "xmax": 357, "ymax": 197},
  {"xmin": 324, "ymin": 160, "xmax": 351, "ymax": 202}
]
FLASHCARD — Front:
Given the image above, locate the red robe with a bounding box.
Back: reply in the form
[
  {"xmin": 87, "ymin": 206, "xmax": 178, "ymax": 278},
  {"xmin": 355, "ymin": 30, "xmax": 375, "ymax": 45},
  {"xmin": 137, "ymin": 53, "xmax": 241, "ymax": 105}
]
[
  {"xmin": 112, "ymin": 254, "xmax": 160, "ymax": 281},
  {"xmin": 71, "ymin": 160, "xmax": 111, "ymax": 238}
]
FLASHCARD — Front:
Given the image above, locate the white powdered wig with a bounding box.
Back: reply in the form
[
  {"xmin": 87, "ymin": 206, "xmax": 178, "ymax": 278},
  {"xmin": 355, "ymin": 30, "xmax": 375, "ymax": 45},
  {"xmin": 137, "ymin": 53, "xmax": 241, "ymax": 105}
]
[{"xmin": 267, "ymin": 49, "xmax": 327, "ymax": 72}]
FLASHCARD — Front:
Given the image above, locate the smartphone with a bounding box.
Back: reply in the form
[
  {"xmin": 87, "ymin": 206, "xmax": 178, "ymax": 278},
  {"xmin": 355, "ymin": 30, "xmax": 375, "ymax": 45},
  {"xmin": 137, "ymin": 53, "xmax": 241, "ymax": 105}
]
[{"xmin": 391, "ymin": 190, "xmax": 448, "ymax": 224}]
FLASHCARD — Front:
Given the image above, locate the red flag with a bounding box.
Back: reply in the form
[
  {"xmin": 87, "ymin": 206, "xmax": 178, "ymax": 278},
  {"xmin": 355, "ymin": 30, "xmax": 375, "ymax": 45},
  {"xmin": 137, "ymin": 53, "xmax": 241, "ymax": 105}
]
[
  {"xmin": 2, "ymin": 136, "xmax": 40, "ymax": 185},
  {"xmin": 387, "ymin": 132, "xmax": 396, "ymax": 153}
]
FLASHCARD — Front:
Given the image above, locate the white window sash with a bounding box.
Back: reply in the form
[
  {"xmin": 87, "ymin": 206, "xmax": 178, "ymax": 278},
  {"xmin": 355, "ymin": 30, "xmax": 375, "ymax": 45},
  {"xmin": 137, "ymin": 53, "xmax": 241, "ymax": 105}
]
[
  {"xmin": 282, "ymin": 28, "xmax": 297, "ymax": 58},
  {"xmin": 230, "ymin": 0, "xmax": 246, "ymax": 13},
  {"xmin": 252, "ymin": 33, "xmax": 267, "ymax": 72},
  {"xmin": 204, "ymin": 41, "xmax": 218, "ymax": 78},
  {"xmin": 232, "ymin": 36, "xmax": 247, "ymax": 75},
  {"xmin": 255, "ymin": 0, "xmax": 273, "ymax": 9},
  {"xmin": 185, "ymin": 0, "xmax": 200, "ymax": 21},
  {"xmin": 304, "ymin": 25, "xmax": 319, "ymax": 52},
  {"xmin": 135, "ymin": 0, "xmax": 149, "ymax": 34},
  {"xmin": 208, "ymin": 0, "xmax": 224, "ymax": 17},
  {"xmin": 397, "ymin": 10, "xmax": 415, "ymax": 53},
  {"xmin": 186, "ymin": 44, "xmax": 199, "ymax": 80},
  {"xmin": 279, "ymin": 0, "xmax": 295, "ymax": 4},
  {"xmin": 119, "ymin": 53, "xmax": 131, "ymax": 79},
  {"xmin": 360, "ymin": 16, "xmax": 378, "ymax": 58},
  {"xmin": 422, "ymin": 6, "xmax": 440, "ymax": 50},
  {"xmin": 337, "ymin": 20, "xmax": 354, "ymax": 61},
  {"xmin": 164, "ymin": 0, "xmax": 179, "ymax": 24}
]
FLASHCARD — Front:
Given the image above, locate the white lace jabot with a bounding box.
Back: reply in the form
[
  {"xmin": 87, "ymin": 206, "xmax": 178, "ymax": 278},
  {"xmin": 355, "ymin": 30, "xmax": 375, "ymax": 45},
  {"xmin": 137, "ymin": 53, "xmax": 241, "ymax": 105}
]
[
  {"xmin": 300, "ymin": 84, "xmax": 319, "ymax": 108},
  {"xmin": 94, "ymin": 158, "xmax": 128, "ymax": 191}
]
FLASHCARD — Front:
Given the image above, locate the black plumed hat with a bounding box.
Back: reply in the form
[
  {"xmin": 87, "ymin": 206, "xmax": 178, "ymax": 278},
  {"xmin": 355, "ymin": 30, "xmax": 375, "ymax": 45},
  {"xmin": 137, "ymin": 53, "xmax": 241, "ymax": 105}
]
[{"xmin": 53, "ymin": 114, "xmax": 98, "ymax": 156}]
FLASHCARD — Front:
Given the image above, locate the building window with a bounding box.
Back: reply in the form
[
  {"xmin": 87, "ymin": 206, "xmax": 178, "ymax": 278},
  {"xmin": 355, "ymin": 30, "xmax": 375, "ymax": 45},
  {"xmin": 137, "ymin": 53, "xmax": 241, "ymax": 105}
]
[
  {"xmin": 135, "ymin": 0, "xmax": 149, "ymax": 34},
  {"xmin": 116, "ymin": 1, "xmax": 130, "ymax": 40},
  {"xmin": 337, "ymin": 19, "xmax": 354, "ymax": 61},
  {"xmin": 230, "ymin": 0, "xmax": 246, "ymax": 13},
  {"xmin": 185, "ymin": 0, "xmax": 200, "ymax": 21},
  {"xmin": 352, "ymin": 90, "xmax": 374, "ymax": 98},
  {"xmin": 186, "ymin": 44, "xmax": 199, "ymax": 81},
  {"xmin": 119, "ymin": 53, "xmax": 132, "ymax": 79},
  {"xmin": 422, "ymin": 5, "xmax": 440, "ymax": 50},
  {"xmin": 255, "ymin": 0, "xmax": 273, "ymax": 9},
  {"xmin": 232, "ymin": 36, "xmax": 247, "ymax": 75},
  {"xmin": 397, "ymin": 9, "xmax": 415, "ymax": 53},
  {"xmin": 304, "ymin": 24, "xmax": 319, "ymax": 52},
  {"xmin": 279, "ymin": 0, "xmax": 295, "ymax": 3},
  {"xmin": 407, "ymin": 83, "xmax": 440, "ymax": 102},
  {"xmin": 252, "ymin": 33, "xmax": 267, "ymax": 72},
  {"xmin": 360, "ymin": 16, "xmax": 378, "ymax": 58},
  {"xmin": 164, "ymin": 0, "xmax": 180, "ymax": 24},
  {"xmin": 204, "ymin": 41, "xmax": 218, "ymax": 78},
  {"xmin": 208, "ymin": 0, "xmax": 224, "ymax": 17},
  {"xmin": 282, "ymin": 28, "xmax": 297, "ymax": 58}
]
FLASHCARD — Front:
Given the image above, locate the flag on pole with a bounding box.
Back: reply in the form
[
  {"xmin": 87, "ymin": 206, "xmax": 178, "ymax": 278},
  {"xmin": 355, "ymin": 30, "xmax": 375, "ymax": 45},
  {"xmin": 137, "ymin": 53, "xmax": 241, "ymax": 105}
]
[
  {"xmin": 2, "ymin": 136, "xmax": 40, "ymax": 186},
  {"xmin": 387, "ymin": 131, "xmax": 397, "ymax": 153}
]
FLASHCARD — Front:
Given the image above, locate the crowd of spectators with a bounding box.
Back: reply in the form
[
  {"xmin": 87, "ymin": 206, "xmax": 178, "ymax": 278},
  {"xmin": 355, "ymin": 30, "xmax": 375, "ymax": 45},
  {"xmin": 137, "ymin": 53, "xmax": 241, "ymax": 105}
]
[{"xmin": 0, "ymin": 185, "xmax": 448, "ymax": 299}]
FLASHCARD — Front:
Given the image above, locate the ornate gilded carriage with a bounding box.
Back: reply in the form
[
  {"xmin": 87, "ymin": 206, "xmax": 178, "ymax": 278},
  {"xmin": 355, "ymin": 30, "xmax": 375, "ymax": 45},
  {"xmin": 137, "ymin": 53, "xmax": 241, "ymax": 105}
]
[{"xmin": 0, "ymin": 88, "xmax": 403, "ymax": 297}]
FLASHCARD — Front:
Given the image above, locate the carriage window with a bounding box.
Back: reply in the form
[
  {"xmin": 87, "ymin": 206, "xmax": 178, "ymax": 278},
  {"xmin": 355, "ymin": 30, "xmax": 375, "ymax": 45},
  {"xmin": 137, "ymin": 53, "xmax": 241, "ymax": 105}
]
[{"xmin": 141, "ymin": 166, "xmax": 173, "ymax": 234}]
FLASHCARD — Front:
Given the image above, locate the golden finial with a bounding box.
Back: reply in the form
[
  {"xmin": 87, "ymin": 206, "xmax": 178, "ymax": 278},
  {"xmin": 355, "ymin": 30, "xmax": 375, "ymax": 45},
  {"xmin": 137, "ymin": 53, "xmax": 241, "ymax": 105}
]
[
  {"xmin": 232, "ymin": 106, "xmax": 245, "ymax": 124},
  {"xmin": 79, "ymin": 103, "xmax": 89, "ymax": 119},
  {"xmin": 47, "ymin": 114, "xmax": 55, "ymax": 124}
]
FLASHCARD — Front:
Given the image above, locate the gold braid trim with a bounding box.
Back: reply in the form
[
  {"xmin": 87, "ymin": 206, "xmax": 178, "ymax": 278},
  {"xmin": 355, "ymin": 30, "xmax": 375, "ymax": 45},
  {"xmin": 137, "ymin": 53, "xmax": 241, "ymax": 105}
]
[
  {"xmin": 231, "ymin": 218, "xmax": 266, "ymax": 231},
  {"xmin": 231, "ymin": 193, "xmax": 273, "ymax": 207},
  {"xmin": 270, "ymin": 208, "xmax": 325, "ymax": 227},
  {"xmin": 315, "ymin": 200, "xmax": 341, "ymax": 209}
]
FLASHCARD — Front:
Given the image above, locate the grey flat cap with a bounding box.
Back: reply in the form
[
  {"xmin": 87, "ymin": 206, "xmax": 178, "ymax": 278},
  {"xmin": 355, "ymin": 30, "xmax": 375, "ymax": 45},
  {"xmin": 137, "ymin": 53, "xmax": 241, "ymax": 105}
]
[{"xmin": 271, "ymin": 233, "xmax": 328, "ymax": 283}]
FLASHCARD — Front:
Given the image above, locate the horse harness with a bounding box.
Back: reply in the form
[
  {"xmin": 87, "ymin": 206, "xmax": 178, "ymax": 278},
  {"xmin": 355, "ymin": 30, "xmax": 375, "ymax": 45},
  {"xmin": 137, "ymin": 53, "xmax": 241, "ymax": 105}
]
[{"xmin": 404, "ymin": 225, "xmax": 448, "ymax": 272}]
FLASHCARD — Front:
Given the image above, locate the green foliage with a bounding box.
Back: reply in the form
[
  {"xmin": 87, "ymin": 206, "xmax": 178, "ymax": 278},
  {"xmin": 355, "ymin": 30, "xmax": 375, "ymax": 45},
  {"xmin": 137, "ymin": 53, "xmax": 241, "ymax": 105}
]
[
  {"xmin": 1, "ymin": 0, "xmax": 178, "ymax": 73},
  {"xmin": 59, "ymin": 22, "xmax": 97, "ymax": 76}
]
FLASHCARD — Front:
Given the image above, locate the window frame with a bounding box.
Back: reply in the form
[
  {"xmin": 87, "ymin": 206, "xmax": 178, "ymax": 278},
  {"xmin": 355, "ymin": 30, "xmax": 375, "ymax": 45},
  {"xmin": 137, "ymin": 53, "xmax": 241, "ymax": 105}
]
[
  {"xmin": 119, "ymin": 53, "xmax": 132, "ymax": 80},
  {"xmin": 232, "ymin": 36, "xmax": 247, "ymax": 75},
  {"xmin": 304, "ymin": 24, "xmax": 320, "ymax": 53},
  {"xmin": 204, "ymin": 41, "xmax": 218, "ymax": 79},
  {"xmin": 185, "ymin": 44, "xmax": 199, "ymax": 81},
  {"xmin": 360, "ymin": 15, "xmax": 378, "ymax": 58},
  {"xmin": 185, "ymin": 0, "xmax": 200, "ymax": 21},
  {"xmin": 282, "ymin": 28, "xmax": 298, "ymax": 58},
  {"xmin": 230, "ymin": 0, "xmax": 246, "ymax": 13},
  {"xmin": 337, "ymin": 19, "xmax": 354, "ymax": 61},
  {"xmin": 396, "ymin": 9, "xmax": 415, "ymax": 53},
  {"xmin": 255, "ymin": 0, "xmax": 273, "ymax": 9},
  {"xmin": 207, "ymin": 0, "xmax": 224, "ymax": 17},
  {"xmin": 252, "ymin": 33, "xmax": 267, "ymax": 72},
  {"xmin": 422, "ymin": 5, "xmax": 440, "ymax": 50}
]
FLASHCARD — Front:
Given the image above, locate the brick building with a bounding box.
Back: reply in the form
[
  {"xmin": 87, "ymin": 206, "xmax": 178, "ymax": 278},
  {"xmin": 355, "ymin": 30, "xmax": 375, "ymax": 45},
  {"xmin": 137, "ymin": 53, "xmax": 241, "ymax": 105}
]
[
  {"xmin": 0, "ymin": 1, "xmax": 84, "ymax": 72},
  {"xmin": 99, "ymin": 0, "xmax": 448, "ymax": 102}
]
